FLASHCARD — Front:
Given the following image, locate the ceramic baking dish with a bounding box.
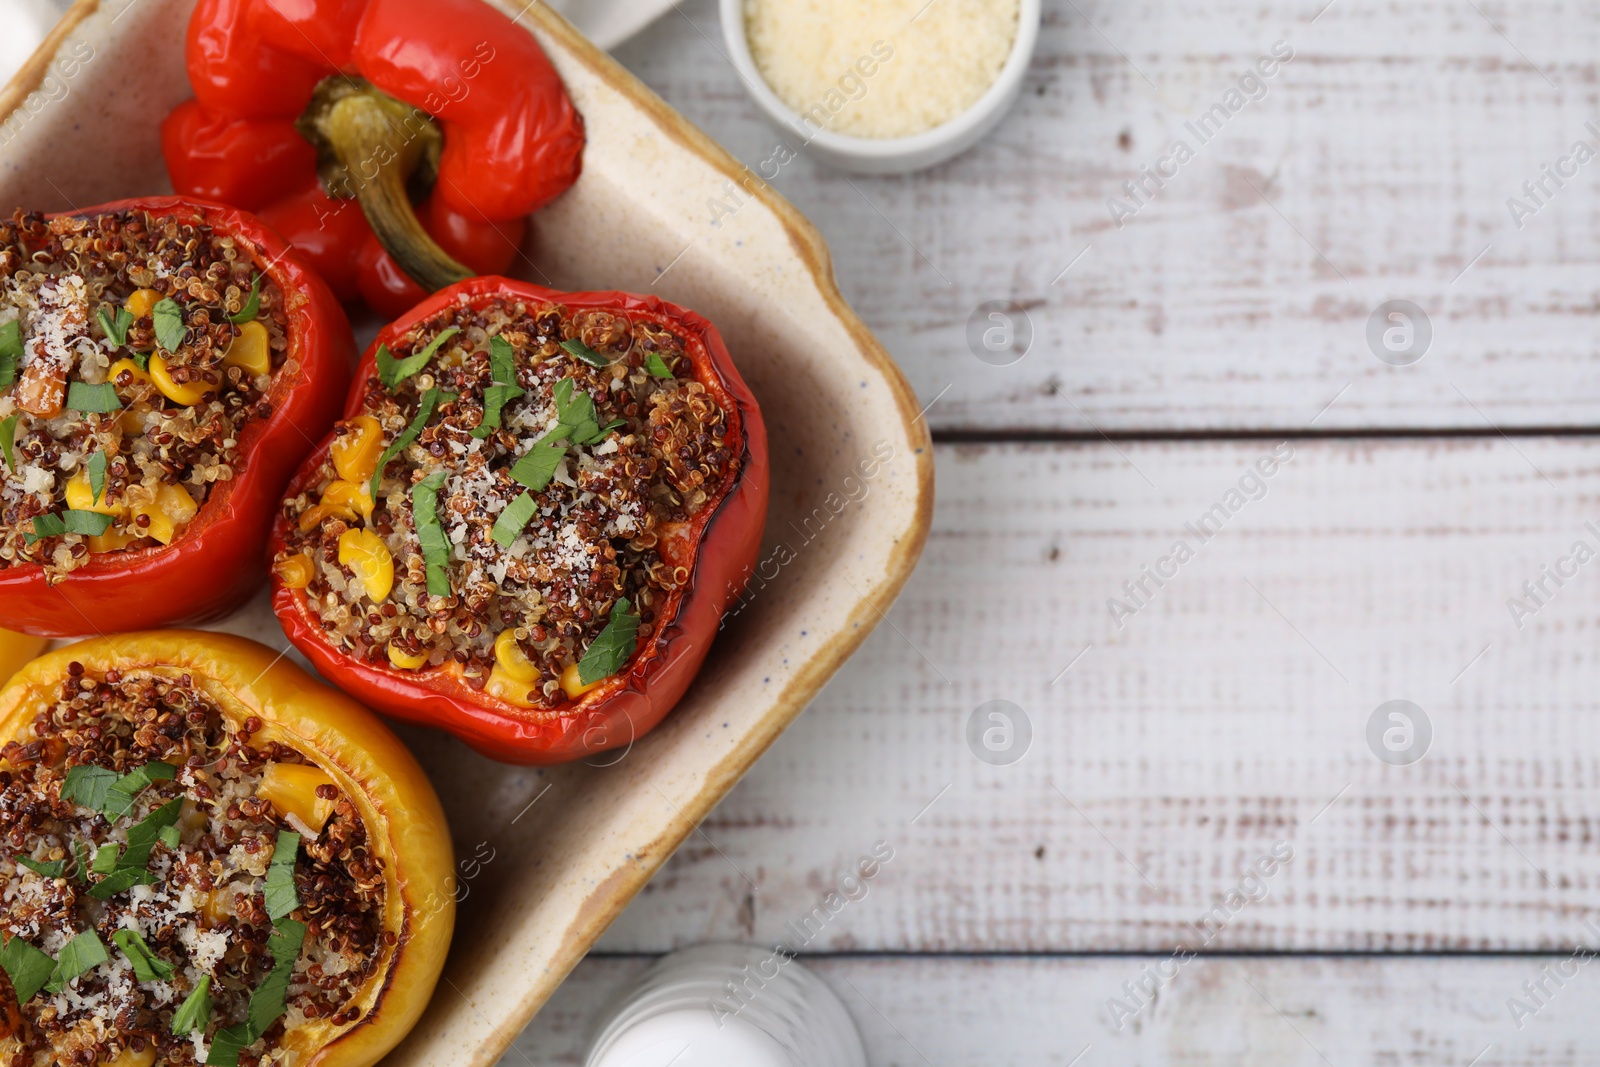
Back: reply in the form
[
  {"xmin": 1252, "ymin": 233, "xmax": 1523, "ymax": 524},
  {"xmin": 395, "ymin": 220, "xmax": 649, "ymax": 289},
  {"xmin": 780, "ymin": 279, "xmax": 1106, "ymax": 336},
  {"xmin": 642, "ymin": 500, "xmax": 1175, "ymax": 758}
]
[{"xmin": 0, "ymin": 1, "xmax": 933, "ymax": 1062}]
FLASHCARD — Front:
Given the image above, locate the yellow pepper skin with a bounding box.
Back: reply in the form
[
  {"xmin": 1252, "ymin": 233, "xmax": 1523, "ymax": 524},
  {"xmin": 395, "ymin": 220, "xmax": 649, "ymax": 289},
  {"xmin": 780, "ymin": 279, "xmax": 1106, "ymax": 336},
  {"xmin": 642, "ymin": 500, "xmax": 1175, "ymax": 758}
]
[
  {"xmin": 0, "ymin": 632, "xmax": 453, "ymax": 1067},
  {"xmin": 0, "ymin": 629, "xmax": 47, "ymax": 687}
]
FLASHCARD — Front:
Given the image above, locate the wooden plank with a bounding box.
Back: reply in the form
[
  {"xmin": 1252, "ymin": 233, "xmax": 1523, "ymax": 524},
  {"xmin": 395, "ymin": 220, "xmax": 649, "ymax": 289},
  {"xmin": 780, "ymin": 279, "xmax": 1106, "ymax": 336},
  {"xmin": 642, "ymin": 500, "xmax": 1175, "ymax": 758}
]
[
  {"xmin": 616, "ymin": 0, "xmax": 1600, "ymax": 432},
  {"xmin": 589, "ymin": 439, "xmax": 1600, "ymax": 952},
  {"xmin": 509, "ymin": 953, "xmax": 1600, "ymax": 1065}
]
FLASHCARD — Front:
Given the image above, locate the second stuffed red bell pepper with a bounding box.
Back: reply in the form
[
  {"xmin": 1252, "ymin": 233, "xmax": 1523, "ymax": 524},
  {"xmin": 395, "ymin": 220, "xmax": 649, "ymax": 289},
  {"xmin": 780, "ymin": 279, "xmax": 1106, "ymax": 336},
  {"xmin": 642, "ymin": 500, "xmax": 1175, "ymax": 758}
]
[
  {"xmin": 268, "ymin": 277, "xmax": 767, "ymax": 763},
  {"xmin": 161, "ymin": 0, "xmax": 585, "ymax": 318},
  {"xmin": 0, "ymin": 196, "xmax": 352, "ymax": 636}
]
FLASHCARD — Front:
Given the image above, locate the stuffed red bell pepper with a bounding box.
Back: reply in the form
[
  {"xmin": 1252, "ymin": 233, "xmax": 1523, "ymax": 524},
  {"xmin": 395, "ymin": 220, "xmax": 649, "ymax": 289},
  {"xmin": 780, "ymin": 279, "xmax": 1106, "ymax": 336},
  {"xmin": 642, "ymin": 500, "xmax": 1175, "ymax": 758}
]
[
  {"xmin": 161, "ymin": 0, "xmax": 585, "ymax": 319},
  {"xmin": 267, "ymin": 277, "xmax": 767, "ymax": 763},
  {"xmin": 0, "ymin": 197, "xmax": 352, "ymax": 636}
]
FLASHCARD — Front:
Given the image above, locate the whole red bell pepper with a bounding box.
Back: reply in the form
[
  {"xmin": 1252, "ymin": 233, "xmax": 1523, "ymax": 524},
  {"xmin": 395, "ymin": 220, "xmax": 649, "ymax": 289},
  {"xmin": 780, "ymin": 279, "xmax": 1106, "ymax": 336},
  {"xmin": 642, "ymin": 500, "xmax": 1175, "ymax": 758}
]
[
  {"xmin": 161, "ymin": 0, "xmax": 585, "ymax": 319},
  {"xmin": 0, "ymin": 196, "xmax": 353, "ymax": 636},
  {"xmin": 267, "ymin": 277, "xmax": 768, "ymax": 764}
]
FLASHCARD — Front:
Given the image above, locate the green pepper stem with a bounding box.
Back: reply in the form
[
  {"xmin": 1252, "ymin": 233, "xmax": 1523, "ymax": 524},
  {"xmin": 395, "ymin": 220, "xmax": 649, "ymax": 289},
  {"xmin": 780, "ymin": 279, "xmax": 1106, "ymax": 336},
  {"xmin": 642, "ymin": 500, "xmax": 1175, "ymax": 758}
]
[{"xmin": 299, "ymin": 78, "xmax": 472, "ymax": 293}]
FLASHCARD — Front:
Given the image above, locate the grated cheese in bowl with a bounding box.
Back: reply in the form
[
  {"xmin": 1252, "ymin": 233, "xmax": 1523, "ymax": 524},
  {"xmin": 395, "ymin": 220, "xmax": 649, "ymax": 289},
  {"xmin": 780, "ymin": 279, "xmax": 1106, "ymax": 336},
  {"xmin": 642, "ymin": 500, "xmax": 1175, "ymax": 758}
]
[{"xmin": 743, "ymin": 0, "xmax": 1022, "ymax": 140}]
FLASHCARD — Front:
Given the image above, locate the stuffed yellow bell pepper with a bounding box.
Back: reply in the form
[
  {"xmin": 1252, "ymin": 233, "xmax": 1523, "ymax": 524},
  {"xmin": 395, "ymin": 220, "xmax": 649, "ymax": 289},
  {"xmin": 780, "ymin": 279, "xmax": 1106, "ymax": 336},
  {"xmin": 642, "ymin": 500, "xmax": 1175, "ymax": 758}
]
[
  {"xmin": 0, "ymin": 632, "xmax": 452, "ymax": 1067},
  {"xmin": 0, "ymin": 629, "xmax": 46, "ymax": 686}
]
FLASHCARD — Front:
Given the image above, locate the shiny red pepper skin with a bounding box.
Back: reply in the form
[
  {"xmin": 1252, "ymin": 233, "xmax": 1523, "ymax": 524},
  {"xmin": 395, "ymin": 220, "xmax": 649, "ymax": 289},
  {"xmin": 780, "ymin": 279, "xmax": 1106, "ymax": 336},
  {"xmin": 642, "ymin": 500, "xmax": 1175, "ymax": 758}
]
[
  {"xmin": 268, "ymin": 277, "xmax": 769, "ymax": 764},
  {"xmin": 0, "ymin": 197, "xmax": 354, "ymax": 637},
  {"xmin": 161, "ymin": 0, "xmax": 583, "ymax": 318}
]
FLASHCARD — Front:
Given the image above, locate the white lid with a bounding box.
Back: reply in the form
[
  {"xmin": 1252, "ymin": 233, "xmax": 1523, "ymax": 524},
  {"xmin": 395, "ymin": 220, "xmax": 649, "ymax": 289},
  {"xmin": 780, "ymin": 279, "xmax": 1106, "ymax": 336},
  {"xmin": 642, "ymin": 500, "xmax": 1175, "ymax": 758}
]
[{"xmin": 589, "ymin": 1009, "xmax": 795, "ymax": 1067}]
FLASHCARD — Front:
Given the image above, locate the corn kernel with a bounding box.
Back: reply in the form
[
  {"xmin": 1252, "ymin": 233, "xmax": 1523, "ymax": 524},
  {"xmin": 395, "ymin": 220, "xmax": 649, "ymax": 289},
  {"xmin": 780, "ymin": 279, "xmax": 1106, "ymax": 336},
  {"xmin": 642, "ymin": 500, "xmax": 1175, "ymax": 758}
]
[
  {"xmin": 560, "ymin": 663, "xmax": 601, "ymax": 700},
  {"xmin": 118, "ymin": 402, "xmax": 150, "ymax": 437},
  {"xmin": 486, "ymin": 665, "xmax": 537, "ymax": 707},
  {"xmin": 331, "ymin": 415, "xmax": 384, "ymax": 485},
  {"xmin": 338, "ymin": 528, "xmax": 393, "ymax": 603},
  {"xmin": 387, "ymin": 643, "xmax": 429, "ymax": 670},
  {"xmin": 108, "ymin": 357, "xmax": 150, "ymax": 385},
  {"xmin": 222, "ymin": 320, "xmax": 271, "ymax": 376},
  {"xmin": 124, "ymin": 288, "xmax": 161, "ymax": 319},
  {"xmin": 297, "ymin": 502, "xmax": 336, "ymax": 533},
  {"xmin": 258, "ymin": 762, "xmax": 336, "ymax": 832},
  {"xmin": 64, "ymin": 469, "xmax": 124, "ymax": 517},
  {"xmin": 106, "ymin": 1043, "xmax": 157, "ymax": 1067},
  {"xmin": 494, "ymin": 630, "xmax": 539, "ymax": 683},
  {"xmin": 322, "ymin": 479, "xmax": 374, "ymax": 520},
  {"xmin": 87, "ymin": 529, "xmax": 140, "ymax": 553},
  {"xmin": 275, "ymin": 552, "xmax": 315, "ymax": 589},
  {"xmin": 149, "ymin": 355, "xmax": 209, "ymax": 406},
  {"xmin": 130, "ymin": 483, "xmax": 197, "ymax": 545},
  {"xmin": 200, "ymin": 887, "xmax": 233, "ymax": 926}
]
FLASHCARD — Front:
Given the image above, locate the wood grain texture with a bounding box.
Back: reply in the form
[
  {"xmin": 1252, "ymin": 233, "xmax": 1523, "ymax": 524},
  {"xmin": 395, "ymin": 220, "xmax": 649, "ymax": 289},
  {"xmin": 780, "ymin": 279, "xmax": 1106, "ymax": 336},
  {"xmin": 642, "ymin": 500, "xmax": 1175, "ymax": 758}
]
[
  {"xmin": 509, "ymin": 953, "xmax": 1600, "ymax": 1066},
  {"xmin": 614, "ymin": 0, "xmax": 1600, "ymax": 433},
  {"xmin": 591, "ymin": 438, "xmax": 1600, "ymax": 952}
]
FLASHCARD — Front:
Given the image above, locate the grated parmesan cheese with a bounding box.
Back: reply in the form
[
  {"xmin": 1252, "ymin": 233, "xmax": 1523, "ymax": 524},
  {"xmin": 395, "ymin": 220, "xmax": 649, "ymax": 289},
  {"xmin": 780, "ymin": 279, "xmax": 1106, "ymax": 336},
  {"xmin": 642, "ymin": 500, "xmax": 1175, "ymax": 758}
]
[{"xmin": 744, "ymin": 0, "xmax": 1020, "ymax": 139}]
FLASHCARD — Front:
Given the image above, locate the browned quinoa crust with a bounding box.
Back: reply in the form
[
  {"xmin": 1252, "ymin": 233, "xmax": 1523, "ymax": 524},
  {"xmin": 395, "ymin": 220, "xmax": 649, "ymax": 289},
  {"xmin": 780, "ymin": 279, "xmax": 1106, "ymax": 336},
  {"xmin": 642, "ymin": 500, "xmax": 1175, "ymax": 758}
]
[
  {"xmin": 0, "ymin": 665, "xmax": 383, "ymax": 1065},
  {"xmin": 0, "ymin": 209, "xmax": 288, "ymax": 579},
  {"xmin": 274, "ymin": 301, "xmax": 739, "ymax": 707}
]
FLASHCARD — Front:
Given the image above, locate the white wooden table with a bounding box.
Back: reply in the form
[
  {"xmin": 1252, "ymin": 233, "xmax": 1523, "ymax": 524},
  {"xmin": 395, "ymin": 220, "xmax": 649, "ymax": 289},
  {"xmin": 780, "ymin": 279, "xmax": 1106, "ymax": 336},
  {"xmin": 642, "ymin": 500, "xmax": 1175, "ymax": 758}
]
[{"xmin": 505, "ymin": 1, "xmax": 1600, "ymax": 1061}]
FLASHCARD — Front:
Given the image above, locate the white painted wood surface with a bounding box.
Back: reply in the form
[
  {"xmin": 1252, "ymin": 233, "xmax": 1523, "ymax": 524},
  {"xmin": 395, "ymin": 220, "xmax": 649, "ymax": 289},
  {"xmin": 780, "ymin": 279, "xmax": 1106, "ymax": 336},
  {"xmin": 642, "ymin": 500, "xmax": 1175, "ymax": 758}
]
[
  {"xmin": 614, "ymin": 0, "xmax": 1600, "ymax": 433},
  {"xmin": 591, "ymin": 439, "xmax": 1600, "ymax": 954},
  {"xmin": 513, "ymin": 954, "xmax": 1600, "ymax": 1066},
  {"xmin": 500, "ymin": 0, "xmax": 1600, "ymax": 1060}
]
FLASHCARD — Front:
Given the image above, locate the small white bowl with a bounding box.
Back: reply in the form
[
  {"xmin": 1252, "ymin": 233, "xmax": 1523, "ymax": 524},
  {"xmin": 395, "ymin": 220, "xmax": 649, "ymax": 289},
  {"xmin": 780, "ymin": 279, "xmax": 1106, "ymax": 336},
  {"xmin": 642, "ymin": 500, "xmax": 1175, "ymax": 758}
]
[{"xmin": 719, "ymin": 0, "xmax": 1040, "ymax": 175}]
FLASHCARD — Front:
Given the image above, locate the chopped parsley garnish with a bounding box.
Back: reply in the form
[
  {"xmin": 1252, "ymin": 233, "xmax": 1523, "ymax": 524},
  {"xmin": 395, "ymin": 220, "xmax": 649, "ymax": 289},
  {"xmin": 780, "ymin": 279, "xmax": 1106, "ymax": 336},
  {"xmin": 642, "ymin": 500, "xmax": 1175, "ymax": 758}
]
[
  {"xmin": 546, "ymin": 378, "xmax": 600, "ymax": 443},
  {"xmin": 98, "ymin": 305, "xmax": 134, "ymax": 347},
  {"xmin": 411, "ymin": 471, "xmax": 452, "ymax": 598},
  {"xmin": 471, "ymin": 336, "xmax": 525, "ymax": 439},
  {"xmin": 88, "ymin": 797, "xmax": 184, "ymax": 900},
  {"xmin": 103, "ymin": 760, "xmax": 176, "ymax": 820},
  {"xmin": 578, "ymin": 597, "xmax": 641, "ymax": 685},
  {"xmin": 369, "ymin": 386, "xmax": 449, "ymax": 500},
  {"xmin": 377, "ymin": 325, "xmax": 460, "ymax": 389},
  {"xmin": 61, "ymin": 764, "xmax": 119, "ymax": 812},
  {"xmin": 644, "ymin": 352, "xmax": 673, "ymax": 378},
  {"xmin": 159, "ymin": 823, "xmax": 181, "ymax": 849},
  {"xmin": 65, "ymin": 381, "xmax": 122, "ymax": 413},
  {"xmin": 91, "ymin": 842, "xmax": 119, "ymax": 875},
  {"xmin": 86, "ymin": 450, "xmax": 107, "ymax": 505},
  {"xmin": 45, "ymin": 929, "xmax": 107, "ymax": 994},
  {"xmin": 503, "ymin": 377, "xmax": 625, "ymax": 500},
  {"xmin": 153, "ymin": 297, "xmax": 186, "ymax": 352},
  {"xmin": 113, "ymin": 928, "xmax": 175, "ymax": 982},
  {"xmin": 0, "ymin": 414, "xmax": 15, "ymax": 471},
  {"xmin": 560, "ymin": 337, "xmax": 610, "ymax": 368},
  {"xmin": 264, "ymin": 830, "xmax": 300, "ymax": 922},
  {"xmin": 25, "ymin": 510, "xmax": 114, "ymax": 544},
  {"xmin": 229, "ymin": 274, "xmax": 261, "ymax": 324},
  {"xmin": 0, "ymin": 935, "xmax": 55, "ymax": 1003},
  {"xmin": 62, "ymin": 760, "xmax": 175, "ymax": 819},
  {"xmin": 490, "ymin": 491, "xmax": 537, "ymax": 548},
  {"xmin": 206, "ymin": 920, "xmax": 305, "ymax": 1067},
  {"xmin": 172, "ymin": 974, "xmax": 212, "ymax": 1035},
  {"xmin": 0, "ymin": 319, "xmax": 20, "ymax": 388},
  {"xmin": 15, "ymin": 855, "xmax": 65, "ymax": 878},
  {"xmin": 588, "ymin": 419, "xmax": 627, "ymax": 442},
  {"xmin": 541, "ymin": 378, "xmax": 617, "ymax": 447},
  {"xmin": 510, "ymin": 444, "xmax": 563, "ymax": 493}
]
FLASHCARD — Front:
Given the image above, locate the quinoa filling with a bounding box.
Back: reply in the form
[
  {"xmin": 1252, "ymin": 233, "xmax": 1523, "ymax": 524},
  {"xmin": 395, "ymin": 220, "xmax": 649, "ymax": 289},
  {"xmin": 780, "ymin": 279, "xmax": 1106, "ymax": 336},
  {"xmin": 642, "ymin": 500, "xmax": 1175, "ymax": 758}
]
[
  {"xmin": 0, "ymin": 665, "xmax": 384, "ymax": 1066},
  {"xmin": 0, "ymin": 209, "xmax": 289, "ymax": 580},
  {"xmin": 273, "ymin": 301, "xmax": 740, "ymax": 707}
]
